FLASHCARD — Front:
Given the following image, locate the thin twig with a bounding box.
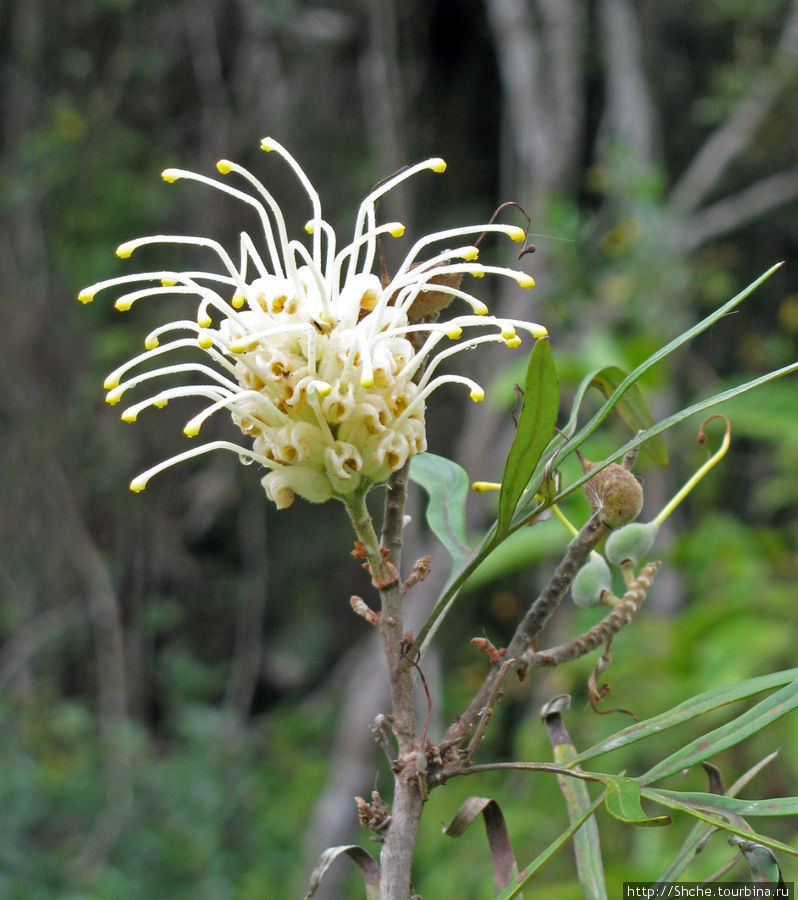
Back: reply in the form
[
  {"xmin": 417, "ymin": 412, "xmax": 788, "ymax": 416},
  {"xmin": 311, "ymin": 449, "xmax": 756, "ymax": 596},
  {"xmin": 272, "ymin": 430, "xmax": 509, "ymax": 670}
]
[
  {"xmin": 441, "ymin": 513, "xmax": 609, "ymax": 749},
  {"xmin": 523, "ymin": 560, "xmax": 660, "ymax": 668}
]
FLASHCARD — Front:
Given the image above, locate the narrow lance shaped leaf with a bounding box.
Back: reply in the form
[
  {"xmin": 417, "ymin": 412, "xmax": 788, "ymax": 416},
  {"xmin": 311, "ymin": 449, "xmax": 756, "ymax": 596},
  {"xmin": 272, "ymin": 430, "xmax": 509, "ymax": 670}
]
[
  {"xmin": 543, "ymin": 700, "xmax": 607, "ymax": 900},
  {"xmin": 640, "ymin": 677, "xmax": 798, "ymax": 785},
  {"xmin": 569, "ymin": 668, "xmax": 798, "ymax": 767},
  {"xmin": 590, "ymin": 366, "xmax": 669, "ymax": 466},
  {"xmin": 498, "ymin": 338, "xmax": 559, "ymax": 533}
]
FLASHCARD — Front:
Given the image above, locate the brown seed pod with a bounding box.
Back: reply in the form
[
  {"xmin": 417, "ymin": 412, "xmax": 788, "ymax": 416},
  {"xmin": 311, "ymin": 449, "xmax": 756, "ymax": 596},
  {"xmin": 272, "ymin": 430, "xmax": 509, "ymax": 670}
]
[{"xmin": 578, "ymin": 451, "xmax": 644, "ymax": 529}]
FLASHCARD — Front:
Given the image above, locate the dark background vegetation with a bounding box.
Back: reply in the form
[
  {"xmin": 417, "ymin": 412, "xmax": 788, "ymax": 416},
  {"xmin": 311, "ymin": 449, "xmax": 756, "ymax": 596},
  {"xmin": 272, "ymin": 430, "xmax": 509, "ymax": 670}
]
[{"xmin": 1, "ymin": 0, "xmax": 798, "ymax": 897}]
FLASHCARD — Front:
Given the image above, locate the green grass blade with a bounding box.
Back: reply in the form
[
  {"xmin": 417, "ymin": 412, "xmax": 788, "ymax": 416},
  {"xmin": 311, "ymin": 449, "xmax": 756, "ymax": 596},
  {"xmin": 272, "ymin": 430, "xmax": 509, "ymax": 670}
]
[{"xmin": 644, "ymin": 789, "xmax": 798, "ymax": 817}]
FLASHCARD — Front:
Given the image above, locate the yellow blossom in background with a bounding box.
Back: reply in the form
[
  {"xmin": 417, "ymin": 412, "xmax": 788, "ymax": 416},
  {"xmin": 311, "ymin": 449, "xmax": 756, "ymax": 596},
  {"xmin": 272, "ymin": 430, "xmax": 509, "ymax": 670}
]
[{"xmin": 80, "ymin": 139, "xmax": 545, "ymax": 508}]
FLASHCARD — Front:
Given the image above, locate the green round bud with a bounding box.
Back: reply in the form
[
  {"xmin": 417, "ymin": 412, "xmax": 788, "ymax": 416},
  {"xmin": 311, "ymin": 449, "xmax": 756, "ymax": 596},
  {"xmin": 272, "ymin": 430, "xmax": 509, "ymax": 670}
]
[
  {"xmin": 605, "ymin": 521, "xmax": 659, "ymax": 567},
  {"xmin": 572, "ymin": 552, "xmax": 613, "ymax": 607}
]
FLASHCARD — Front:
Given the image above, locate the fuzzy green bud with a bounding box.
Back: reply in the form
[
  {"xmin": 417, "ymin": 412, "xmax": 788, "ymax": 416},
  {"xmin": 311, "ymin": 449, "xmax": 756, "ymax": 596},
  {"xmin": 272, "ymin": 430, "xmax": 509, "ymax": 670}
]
[
  {"xmin": 571, "ymin": 551, "xmax": 613, "ymax": 607},
  {"xmin": 605, "ymin": 520, "xmax": 659, "ymax": 567}
]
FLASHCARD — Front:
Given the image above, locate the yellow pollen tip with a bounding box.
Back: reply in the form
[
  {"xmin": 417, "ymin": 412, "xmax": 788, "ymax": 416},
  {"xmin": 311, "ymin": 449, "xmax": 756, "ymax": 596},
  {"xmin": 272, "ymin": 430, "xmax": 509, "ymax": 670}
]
[
  {"xmin": 103, "ymin": 375, "xmax": 119, "ymax": 390},
  {"xmin": 390, "ymin": 223, "xmax": 406, "ymax": 237},
  {"xmin": 197, "ymin": 314, "xmax": 213, "ymax": 328},
  {"xmin": 114, "ymin": 299, "xmax": 132, "ymax": 311},
  {"xmin": 154, "ymin": 399, "xmax": 168, "ymax": 409},
  {"xmin": 230, "ymin": 342, "xmax": 250, "ymax": 353},
  {"xmin": 260, "ymin": 137, "xmax": 276, "ymax": 153},
  {"xmin": 130, "ymin": 476, "xmax": 147, "ymax": 493},
  {"xmin": 516, "ymin": 274, "xmax": 535, "ymax": 288},
  {"xmin": 198, "ymin": 333, "xmax": 213, "ymax": 349},
  {"xmin": 183, "ymin": 424, "xmax": 200, "ymax": 437},
  {"xmin": 431, "ymin": 158, "xmax": 447, "ymax": 173},
  {"xmin": 472, "ymin": 481, "xmax": 502, "ymax": 493},
  {"xmin": 120, "ymin": 411, "xmax": 137, "ymax": 423},
  {"xmin": 216, "ymin": 160, "xmax": 232, "ymax": 174},
  {"xmin": 469, "ymin": 388, "xmax": 485, "ymax": 402},
  {"xmin": 78, "ymin": 290, "xmax": 94, "ymax": 304},
  {"xmin": 508, "ymin": 226, "xmax": 526, "ymax": 242},
  {"xmin": 161, "ymin": 169, "xmax": 180, "ymax": 183},
  {"xmin": 505, "ymin": 336, "xmax": 522, "ymax": 349},
  {"xmin": 532, "ymin": 326, "xmax": 549, "ymax": 338},
  {"xmin": 115, "ymin": 243, "xmax": 134, "ymax": 259},
  {"xmin": 501, "ymin": 327, "xmax": 516, "ymax": 340},
  {"xmin": 463, "ymin": 247, "xmax": 479, "ymax": 261},
  {"xmin": 106, "ymin": 391, "xmax": 121, "ymax": 406},
  {"xmin": 145, "ymin": 337, "xmax": 159, "ymax": 350},
  {"xmin": 304, "ymin": 221, "xmax": 315, "ymax": 235},
  {"xmin": 231, "ymin": 294, "xmax": 246, "ymax": 309},
  {"xmin": 474, "ymin": 302, "xmax": 489, "ymax": 315},
  {"xmin": 161, "ymin": 278, "xmax": 177, "ymax": 287},
  {"xmin": 360, "ymin": 376, "xmax": 375, "ymax": 389},
  {"xmin": 446, "ymin": 326, "xmax": 463, "ymax": 340},
  {"xmin": 470, "ymin": 270, "xmax": 485, "ymax": 279}
]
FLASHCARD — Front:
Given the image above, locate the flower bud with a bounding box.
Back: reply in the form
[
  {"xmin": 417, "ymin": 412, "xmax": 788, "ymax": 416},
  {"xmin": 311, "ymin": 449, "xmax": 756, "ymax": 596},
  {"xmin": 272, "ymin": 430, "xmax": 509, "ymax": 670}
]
[
  {"xmin": 571, "ymin": 551, "xmax": 613, "ymax": 607},
  {"xmin": 580, "ymin": 456, "xmax": 644, "ymax": 529},
  {"xmin": 605, "ymin": 520, "xmax": 659, "ymax": 567}
]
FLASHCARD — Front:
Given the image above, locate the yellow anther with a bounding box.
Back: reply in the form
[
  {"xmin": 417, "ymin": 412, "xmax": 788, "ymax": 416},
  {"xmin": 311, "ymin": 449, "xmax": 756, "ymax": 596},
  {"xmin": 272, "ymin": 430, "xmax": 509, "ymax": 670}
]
[
  {"xmin": 103, "ymin": 375, "xmax": 119, "ymax": 390},
  {"xmin": 446, "ymin": 326, "xmax": 463, "ymax": 340},
  {"xmin": 183, "ymin": 423, "xmax": 200, "ymax": 437},
  {"xmin": 216, "ymin": 160, "xmax": 232, "ymax": 174},
  {"xmin": 145, "ymin": 337, "xmax": 159, "ymax": 350},
  {"xmin": 116, "ymin": 242, "xmax": 134, "ymax": 259},
  {"xmin": 231, "ymin": 294, "xmax": 246, "ymax": 309},
  {"xmin": 507, "ymin": 226, "xmax": 526, "ymax": 242},
  {"xmin": 473, "ymin": 301, "xmax": 488, "ymax": 315},
  {"xmin": 154, "ymin": 399, "xmax": 168, "ymax": 408},
  {"xmin": 469, "ymin": 387, "xmax": 485, "ymax": 402},
  {"xmin": 106, "ymin": 389, "xmax": 122, "ymax": 405},
  {"xmin": 260, "ymin": 137, "xmax": 277, "ymax": 153},
  {"xmin": 129, "ymin": 476, "xmax": 147, "ymax": 493},
  {"xmin": 161, "ymin": 169, "xmax": 180, "ymax": 183},
  {"xmin": 197, "ymin": 314, "xmax": 213, "ymax": 328},
  {"xmin": 161, "ymin": 278, "xmax": 177, "ymax": 286},
  {"xmin": 304, "ymin": 221, "xmax": 315, "ymax": 234},
  {"xmin": 115, "ymin": 298, "xmax": 132, "ymax": 311},
  {"xmin": 430, "ymin": 158, "xmax": 447, "ymax": 173},
  {"xmin": 462, "ymin": 247, "xmax": 479, "ymax": 261},
  {"xmin": 389, "ymin": 223, "xmax": 406, "ymax": 237},
  {"xmin": 120, "ymin": 410, "xmax": 137, "ymax": 423},
  {"xmin": 472, "ymin": 481, "xmax": 501, "ymax": 493},
  {"xmin": 516, "ymin": 274, "xmax": 535, "ymax": 288},
  {"xmin": 198, "ymin": 333, "xmax": 213, "ymax": 349},
  {"xmin": 501, "ymin": 327, "xmax": 517, "ymax": 340},
  {"xmin": 77, "ymin": 290, "xmax": 94, "ymax": 304},
  {"xmin": 471, "ymin": 270, "xmax": 485, "ymax": 279},
  {"xmin": 505, "ymin": 336, "xmax": 522, "ymax": 348}
]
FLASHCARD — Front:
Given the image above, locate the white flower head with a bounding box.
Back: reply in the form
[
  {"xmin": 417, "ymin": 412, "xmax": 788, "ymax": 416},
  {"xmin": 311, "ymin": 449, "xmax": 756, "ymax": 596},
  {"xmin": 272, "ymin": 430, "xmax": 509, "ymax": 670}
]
[{"xmin": 80, "ymin": 138, "xmax": 546, "ymax": 508}]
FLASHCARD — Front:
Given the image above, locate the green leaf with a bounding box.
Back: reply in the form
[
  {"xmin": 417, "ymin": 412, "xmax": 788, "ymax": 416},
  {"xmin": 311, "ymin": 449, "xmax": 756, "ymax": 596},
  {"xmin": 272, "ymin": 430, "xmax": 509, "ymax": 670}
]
[
  {"xmin": 604, "ymin": 776, "xmax": 671, "ymax": 827},
  {"xmin": 730, "ymin": 837, "xmax": 784, "ymax": 885},
  {"xmin": 657, "ymin": 752, "xmax": 780, "ymax": 882},
  {"xmin": 547, "ymin": 711, "xmax": 607, "ymax": 900},
  {"xmin": 644, "ymin": 789, "xmax": 798, "ymax": 818},
  {"xmin": 442, "ymin": 797, "xmax": 521, "ymax": 898},
  {"xmin": 498, "ymin": 338, "xmax": 559, "ymax": 533},
  {"xmin": 589, "ymin": 366, "xmax": 669, "ymax": 466},
  {"xmin": 569, "ymin": 668, "xmax": 798, "ymax": 766},
  {"xmin": 302, "ymin": 844, "xmax": 380, "ymax": 900},
  {"xmin": 640, "ymin": 789, "xmax": 798, "ymax": 858},
  {"xmin": 640, "ymin": 677, "xmax": 798, "ymax": 785},
  {"xmin": 409, "ymin": 452, "xmax": 473, "ymax": 570}
]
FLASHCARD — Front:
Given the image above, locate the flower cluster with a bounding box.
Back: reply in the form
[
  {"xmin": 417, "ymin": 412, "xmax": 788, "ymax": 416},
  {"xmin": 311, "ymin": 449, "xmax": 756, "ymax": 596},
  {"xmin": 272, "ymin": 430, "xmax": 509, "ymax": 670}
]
[{"xmin": 80, "ymin": 139, "xmax": 546, "ymax": 508}]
